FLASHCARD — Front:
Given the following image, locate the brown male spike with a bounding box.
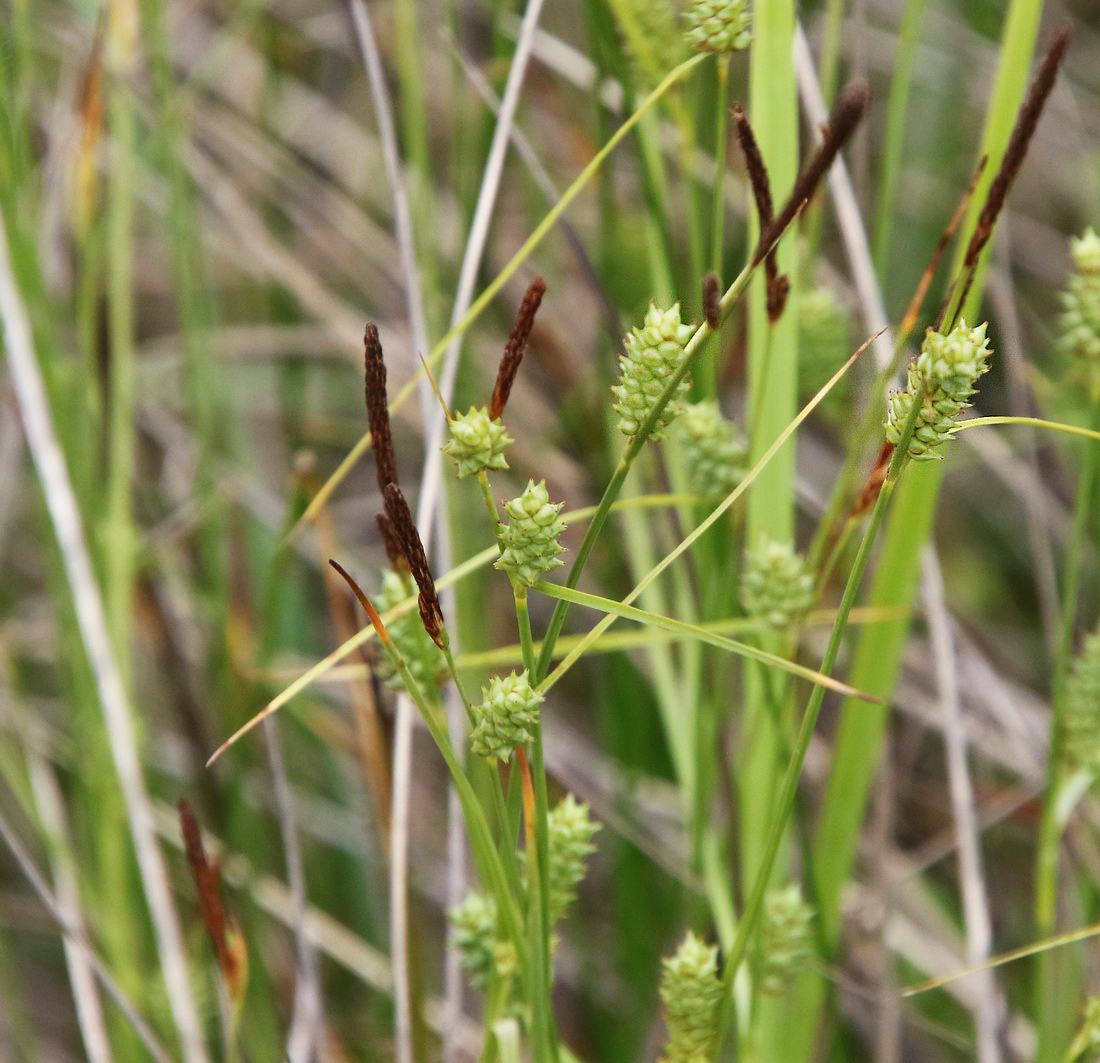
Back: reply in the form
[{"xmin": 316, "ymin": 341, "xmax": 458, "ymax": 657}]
[
  {"xmin": 491, "ymin": 277, "xmax": 547, "ymax": 420},
  {"xmin": 364, "ymin": 323, "xmax": 398, "ymax": 492},
  {"xmin": 382, "ymin": 483, "xmax": 445, "ymax": 649},
  {"xmin": 702, "ymin": 272, "xmax": 721, "ymax": 330}
]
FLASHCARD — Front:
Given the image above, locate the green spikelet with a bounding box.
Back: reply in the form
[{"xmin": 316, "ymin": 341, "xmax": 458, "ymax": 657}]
[
  {"xmin": 377, "ymin": 569, "xmax": 446, "ymax": 693},
  {"xmin": 448, "ymin": 891, "xmax": 498, "ymax": 989},
  {"xmin": 884, "ymin": 319, "xmax": 992, "ymax": 461},
  {"xmin": 683, "ymin": 0, "xmax": 751, "ymax": 53},
  {"xmin": 612, "ymin": 303, "xmax": 695, "ymax": 442},
  {"xmin": 1063, "ymin": 628, "xmax": 1100, "ymax": 774},
  {"xmin": 470, "ymin": 671, "xmax": 542, "ymax": 763},
  {"xmin": 755, "ymin": 884, "xmax": 814, "ymax": 995},
  {"xmin": 443, "ymin": 407, "xmax": 512, "ymax": 478},
  {"xmin": 798, "ymin": 286, "xmax": 853, "ymax": 411},
  {"xmin": 606, "ymin": 0, "xmax": 688, "ymax": 88},
  {"xmin": 659, "ymin": 932, "xmax": 724, "ymax": 1063},
  {"xmin": 495, "ymin": 480, "xmax": 566, "ymax": 587},
  {"xmin": 547, "ymin": 795, "xmax": 600, "ymax": 925},
  {"xmin": 672, "ymin": 402, "xmax": 746, "ymax": 501},
  {"xmin": 1058, "ymin": 228, "xmax": 1100, "ymax": 366},
  {"xmin": 741, "ymin": 537, "xmax": 814, "ymax": 629}
]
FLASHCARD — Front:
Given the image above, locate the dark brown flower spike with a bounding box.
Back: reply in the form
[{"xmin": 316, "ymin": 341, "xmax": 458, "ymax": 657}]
[
  {"xmin": 950, "ymin": 24, "xmax": 1072, "ymax": 322},
  {"xmin": 702, "ymin": 272, "xmax": 721, "ymax": 330},
  {"xmin": 364, "ymin": 323, "xmax": 398, "ymax": 492},
  {"xmin": 491, "ymin": 277, "xmax": 547, "ymax": 420},
  {"xmin": 734, "ymin": 105, "xmax": 787, "ymax": 319},
  {"xmin": 179, "ymin": 799, "xmax": 246, "ymax": 1002},
  {"xmin": 755, "ymin": 78, "xmax": 871, "ymax": 268},
  {"xmin": 383, "ymin": 483, "xmax": 445, "ymax": 648},
  {"xmin": 376, "ymin": 513, "xmax": 407, "ymax": 571}
]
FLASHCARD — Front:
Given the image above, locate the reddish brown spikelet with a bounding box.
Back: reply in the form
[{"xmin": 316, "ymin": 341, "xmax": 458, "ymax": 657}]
[
  {"xmin": 364, "ymin": 324, "xmax": 398, "ymax": 492},
  {"xmin": 734, "ymin": 105, "xmax": 787, "ymax": 313},
  {"xmin": 767, "ymin": 274, "xmax": 791, "ymax": 323},
  {"xmin": 376, "ymin": 513, "xmax": 407, "ymax": 570},
  {"xmin": 852, "ymin": 439, "xmax": 895, "ymax": 519},
  {"xmin": 756, "ymin": 79, "xmax": 870, "ymax": 267},
  {"xmin": 383, "ymin": 483, "xmax": 445, "ymax": 648},
  {"xmin": 178, "ymin": 799, "xmax": 246, "ymax": 1002},
  {"xmin": 962, "ymin": 26, "xmax": 1072, "ymax": 271},
  {"xmin": 491, "ymin": 277, "xmax": 547, "ymax": 420},
  {"xmin": 702, "ymin": 272, "xmax": 721, "ymax": 329}
]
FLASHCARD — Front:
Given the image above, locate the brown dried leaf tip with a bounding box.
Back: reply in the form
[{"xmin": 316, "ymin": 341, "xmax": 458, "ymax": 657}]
[
  {"xmin": 179, "ymin": 799, "xmax": 248, "ymax": 1006},
  {"xmin": 383, "ymin": 483, "xmax": 445, "ymax": 649},
  {"xmin": 364, "ymin": 323, "xmax": 399, "ymax": 492},
  {"xmin": 491, "ymin": 277, "xmax": 546, "ymax": 421},
  {"xmin": 702, "ymin": 272, "xmax": 721, "ymax": 330}
]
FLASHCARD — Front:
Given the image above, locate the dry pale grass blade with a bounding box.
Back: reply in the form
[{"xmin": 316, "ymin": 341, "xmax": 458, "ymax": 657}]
[{"xmin": 0, "ymin": 208, "xmax": 210, "ymax": 1063}]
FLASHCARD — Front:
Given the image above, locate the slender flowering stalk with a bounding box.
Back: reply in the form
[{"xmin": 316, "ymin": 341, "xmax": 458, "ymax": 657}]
[{"xmin": 612, "ymin": 303, "xmax": 695, "ymax": 441}]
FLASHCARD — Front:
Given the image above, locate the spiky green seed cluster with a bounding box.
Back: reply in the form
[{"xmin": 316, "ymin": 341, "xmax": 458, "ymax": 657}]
[
  {"xmin": 1058, "ymin": 229, "xmax": 1100, "ymax": 365},
  {"xmin": 448, "ymin": 891, "xmax": 498, "ymax": 989},
  {"xmin": 495, "ymin": 480, "xmax": 566, "ymax": 587},
  {"xmin": 612, "ymin": 303, "xmax": 695, "ymax": 441},
  {"xmin": 377, "ymin": 569, "xmax": 446, "ymax": 693},
  {"xmin": 470, "ymin": 671, "xmax": 542, "ymax": 763},
  {"xmin": 799, "ymin": 286, "xmax": 853, "ymax": 409},
  {"xmin": 659, "ymin": 932, "xmax": 724, "ymax": 1063},
  {"xmin": 884, "ymin": 320, "xmax": 992, "ymax": 461},
  {"xmin": 741, "ymin": 538, "xmax": 814, "ymax": 629},
  {"xmin": 443, "ymin": 407, "xmax": 512, "ymax": 478},
  {"xmin": 672, "ymin": 402, "xmax": 746, "ymax": 501},
  {"xmin": 1062, "ymin": 628, "xmax": 1100, "ymax": 774},
  {"xmin": 547, "ymin": 795, "xmax": 600, "ymax": 925},
  {"xmin": 683, "ymin": 0, "xmax": 751, "ymax": 53},
  {"xmin": 756, "ymin": 884, "xmax": 814, "ymax": 995}
]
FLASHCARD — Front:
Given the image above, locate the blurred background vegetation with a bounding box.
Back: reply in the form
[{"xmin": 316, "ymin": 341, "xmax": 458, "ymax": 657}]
[{"xmin": 2, "ymin": 0, "xmax": 1100, "ymax": 1061}]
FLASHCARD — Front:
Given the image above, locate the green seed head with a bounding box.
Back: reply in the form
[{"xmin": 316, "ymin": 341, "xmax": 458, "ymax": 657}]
[
  {"xmin": 884, "ymin": 319, "xmax": 992, "ymax": 461},
  {"xmin": 470, "ymin": 671, "xmax": 542, "ymax": 763},
  {"xmin": 672, "ymin": 402, "xmax": 746, "ymax": 501},
  {"xmin": 1063, "ymin": 628, "xmax": 1100, "ymax": 775},
  {"xmin": 756, "ymin": 884, "xmax": 814, "ymax": 995},
  {"xmin": 799, "ymin": 286, "xmax": 853, "ymax": 409},
  {"xmin": 741, "ymin": 538, "xmax": 814, "ymax": 629},
  {"xmin": 547, "ymin": 795, "xmax": 600, "ymax": 925},
  {"xmin": 612, "ymin": 303, "xmax": 695, "ymax": 441},
  {"xmin": 683, "ymin": 0, "xmax": 751, "ymax": 53},
  {"xmin": 448, "ymin": 891, "xmax": 498, "ymax": 989},
  {"xmin": 377, "ymin": 569, "xmax": 447, "ymax": 694},
  {"xmin": 495, "ymin": 480, "xmax": 567, "ymax": 587},
  {"xmin": 443, "ymin": 406, "xmax": 512, "ymax": 478},
  {"xmin": 659, "ymin": 932, "xmax": 724, "ymax": 1063},
  {"xmin": 1059, "ymin": 229, "xmax": 1100, "ymax": 365}
]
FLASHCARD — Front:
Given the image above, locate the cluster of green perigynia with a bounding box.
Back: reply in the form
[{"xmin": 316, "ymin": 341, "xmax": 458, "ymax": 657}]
[
  {"xmin": 658, "ymin": 932, "xmax": 724, "ymax": 1063},
  {"xmin": 495, "ymin": 480, "xmax": 567, "ymax": 587},
  {"xmin": 672, "ymin": 401, "xmax": 747, "ymax": 501},
  {"xmin": 683, "ymin": 0, "xmax": 751, "ymax": 53},
  {"xmin": 470, "ymin": 670, "xmax": 542, "ymax": 763},
  {"xmin": 1059, "ymin": 228, "xmax": 1100, "ymax": 366},
  {"xmin": 741, "ymin": 537, "xmax": 814, "ymax": 629},
  {"xmin": 443, "ymin": 407, "xmax": 513, "ymax": 478},
  {"xmin": 547, "ymin": 795, "xmax": 601, "ymax": 924},
  {"xmin": 376, "ymin": 569, "xmax": 447, "ymax": 694},
  {"xmin": 755, "ymin": 884, "xmax": 814, "ymax": 995},
  {"xmin": 884, "ymin": 320, "xmax": 992, "ymax": 461},
  {"xmin": 612, "ymin": 303, "xmax": 695, "ymax": 441},
  {"xmin": 1062, "ymin": 627, "xmax": 1100, "ymax": 775},
  {"xmin": 448, "ymin": 892, "xmax": 500, "ymax": 989}
]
